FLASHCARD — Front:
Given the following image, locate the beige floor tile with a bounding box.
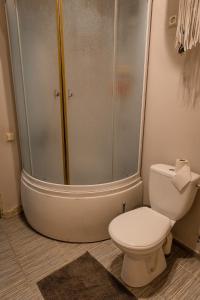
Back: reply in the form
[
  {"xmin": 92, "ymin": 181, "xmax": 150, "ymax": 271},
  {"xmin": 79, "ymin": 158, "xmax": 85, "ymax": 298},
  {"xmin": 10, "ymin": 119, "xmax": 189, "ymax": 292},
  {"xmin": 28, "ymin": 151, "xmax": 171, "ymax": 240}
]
[
  {"xmin": 89, "ymin": 239, "xmax": 121, "ymax": 265},
  {"xmin": 0, "ymin": 239, "xmax": 27, "ymax": 297},
  {"xmin": 57, "ymin": 239, "xmax": 101, "ymax": 263},
  {"xmin": 0, "ymin": 235, "xmax": 11, "ymax": 255},
  {"xmin": 178, "ymin": 253, "xmax": 200, "ymax": 278},
  {"xmin": 174, "ymin": 275, "xmax": 200, "ymax": 300},
  {"xmin": 0, "ymin": 223, "xmax": 5, "ymax": 240},
  {"xmin": 12, "ymin": 240, "xmax": 73, "ymax": 282},
  {"xmin": 1, "ymin": 216, "xmax": 69, "ymax": 282},
  {"xmin": 0, "ymin": 215, "xmax": 28, "ymax": 237},
  {"xmin": 106, "ymin": 251, "xmax": 123, "ymax": 277},
  {"xmin": 1, "ymin": 215, "xmax": 200, "ymax": 300},
  {"xmin": 138, "ymin": 286, "xmax": 163, "ymax": 299},
  {"xmin": 0, "ymin": 280, "xmax": 39, "ymax": 300},
  {"xmin": 150, "ymin": 264, "xmax": 193, "ymax": 299}
]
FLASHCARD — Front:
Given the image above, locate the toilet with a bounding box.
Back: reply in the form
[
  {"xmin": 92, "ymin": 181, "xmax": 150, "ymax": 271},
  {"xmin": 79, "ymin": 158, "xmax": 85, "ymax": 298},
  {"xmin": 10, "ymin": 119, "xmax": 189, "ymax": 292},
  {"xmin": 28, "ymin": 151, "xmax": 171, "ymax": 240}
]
[{"xmin": 109, "ymin": 164, "xmax": 200, "ymax": 287}]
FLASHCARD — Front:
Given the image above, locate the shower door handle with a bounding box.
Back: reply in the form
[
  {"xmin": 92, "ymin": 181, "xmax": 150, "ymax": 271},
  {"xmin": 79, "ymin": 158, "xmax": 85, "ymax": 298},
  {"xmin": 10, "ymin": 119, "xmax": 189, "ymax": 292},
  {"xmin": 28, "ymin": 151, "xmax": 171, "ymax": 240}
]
[
  {"xmin": 54, "ymin": 89, "xmax": 60, "ymax": 98},
  {"xmin": 68, "ymin": 89, "xmax": 73, "ymax": 99}
]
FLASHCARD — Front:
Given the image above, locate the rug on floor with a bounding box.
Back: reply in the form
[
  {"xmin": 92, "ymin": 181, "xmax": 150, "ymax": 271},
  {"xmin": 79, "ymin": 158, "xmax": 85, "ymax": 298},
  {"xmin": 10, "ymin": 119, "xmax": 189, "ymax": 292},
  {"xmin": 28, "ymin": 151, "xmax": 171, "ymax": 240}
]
[{"xmin": 37, "ymin": 252, "xmax": 136, "ymax": 300}]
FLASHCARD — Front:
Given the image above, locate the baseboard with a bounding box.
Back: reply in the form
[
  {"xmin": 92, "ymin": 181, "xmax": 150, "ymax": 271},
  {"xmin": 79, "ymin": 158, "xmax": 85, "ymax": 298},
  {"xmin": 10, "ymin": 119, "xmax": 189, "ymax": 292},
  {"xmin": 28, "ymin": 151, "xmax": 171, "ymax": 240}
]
[
  {"xmin": 1, "ymin": 205, "xmax": 22, "ymax": 219},
  {"xmin": 174, "ymin": 238, "xmax": 200, "ymax": 258}
]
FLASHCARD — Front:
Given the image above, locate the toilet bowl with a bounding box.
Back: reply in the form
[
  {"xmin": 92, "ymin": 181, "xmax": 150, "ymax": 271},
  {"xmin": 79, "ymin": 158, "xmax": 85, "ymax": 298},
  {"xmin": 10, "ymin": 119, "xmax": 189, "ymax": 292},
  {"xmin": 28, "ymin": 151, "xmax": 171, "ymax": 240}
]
[
  {"xmin": 109, "ymin": 206, "xmax": 174, "ymax": 287},
  {"xmin": 109, "ymin": 164, "xmax": 200, "ymax": 287}
]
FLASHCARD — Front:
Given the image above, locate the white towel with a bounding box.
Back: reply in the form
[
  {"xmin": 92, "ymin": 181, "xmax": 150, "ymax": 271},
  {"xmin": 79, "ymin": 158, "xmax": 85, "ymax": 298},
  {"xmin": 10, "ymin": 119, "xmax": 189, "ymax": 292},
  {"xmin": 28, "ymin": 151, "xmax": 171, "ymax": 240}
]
[
  {"xmin": 172, "ymin": 159, "xmax": 192, "ymax": 191},
  {"xmin": 176, "ymin": 0, "xmax": 200, "ymax": 53}
]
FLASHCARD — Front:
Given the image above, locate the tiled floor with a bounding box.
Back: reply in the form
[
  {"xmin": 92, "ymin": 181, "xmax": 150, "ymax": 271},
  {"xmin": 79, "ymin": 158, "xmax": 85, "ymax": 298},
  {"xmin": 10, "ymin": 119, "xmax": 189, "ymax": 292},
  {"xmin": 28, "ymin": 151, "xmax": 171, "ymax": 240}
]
[{"xmin": 0, "ymin": 214, "xmax": 200, "ymax": 300}]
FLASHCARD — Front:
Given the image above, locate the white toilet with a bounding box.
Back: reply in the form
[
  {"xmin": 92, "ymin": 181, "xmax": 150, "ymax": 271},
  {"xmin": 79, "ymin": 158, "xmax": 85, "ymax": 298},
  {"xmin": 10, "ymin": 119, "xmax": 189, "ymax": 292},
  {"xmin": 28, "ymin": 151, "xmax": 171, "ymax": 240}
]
[{"xmin": 109, "ymin": 164, "xmax": 200, "ymax": 287}]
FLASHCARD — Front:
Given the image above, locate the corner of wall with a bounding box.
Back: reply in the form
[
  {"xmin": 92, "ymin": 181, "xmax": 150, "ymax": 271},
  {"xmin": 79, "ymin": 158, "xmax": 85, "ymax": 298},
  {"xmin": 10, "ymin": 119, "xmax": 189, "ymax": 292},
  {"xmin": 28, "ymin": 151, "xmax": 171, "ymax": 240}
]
[{"xmin": 0, "ymin": 2, "xmax": 21, "ymax": 216}]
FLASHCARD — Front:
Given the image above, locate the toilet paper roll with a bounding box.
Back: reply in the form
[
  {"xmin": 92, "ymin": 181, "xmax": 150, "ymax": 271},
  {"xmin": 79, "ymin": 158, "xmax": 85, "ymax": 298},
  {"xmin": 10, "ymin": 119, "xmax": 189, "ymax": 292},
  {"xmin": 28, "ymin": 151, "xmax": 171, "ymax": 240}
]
[{"xmin": 175, "ymin": 159, "xmax": 190, "ymax": 173}]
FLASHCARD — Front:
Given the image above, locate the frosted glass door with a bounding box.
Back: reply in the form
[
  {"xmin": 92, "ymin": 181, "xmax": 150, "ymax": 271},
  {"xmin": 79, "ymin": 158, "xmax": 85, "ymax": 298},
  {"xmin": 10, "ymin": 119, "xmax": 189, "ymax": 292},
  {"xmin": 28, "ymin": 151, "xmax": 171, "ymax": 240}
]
[
  {"xmin": 63, "ymin": 0, "xmax": 115, "ymax": 184},
  {"xmin": 16, "ymin": 0, "xmax": 65, "ymax": 183},
  {"xmin": 113, "ymin": 0, "xmax": 148, "ymax": 180}
]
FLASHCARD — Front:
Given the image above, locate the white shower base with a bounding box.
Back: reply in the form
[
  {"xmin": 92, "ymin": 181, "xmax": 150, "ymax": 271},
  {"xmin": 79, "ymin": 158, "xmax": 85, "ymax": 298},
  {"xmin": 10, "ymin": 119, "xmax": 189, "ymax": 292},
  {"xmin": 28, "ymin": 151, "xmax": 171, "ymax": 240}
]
[{"xmin": 21, "ymin": 171, "xmax": 142, "ymax": 242}]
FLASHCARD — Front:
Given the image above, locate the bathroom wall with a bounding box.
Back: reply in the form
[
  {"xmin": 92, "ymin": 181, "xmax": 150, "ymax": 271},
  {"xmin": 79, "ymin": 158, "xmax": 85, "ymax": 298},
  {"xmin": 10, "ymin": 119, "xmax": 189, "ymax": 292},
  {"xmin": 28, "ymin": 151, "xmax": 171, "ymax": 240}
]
[
  {"xmin": 0, "ymin": 3, "xmax": 21, "ymax": 216},
  {"xmin": 142, "ymin": 0, "xmax": 200, "ymax": 251},
  {"xmin": 1, "ymin": 0, "xmax": 200, "ymax": 250}
]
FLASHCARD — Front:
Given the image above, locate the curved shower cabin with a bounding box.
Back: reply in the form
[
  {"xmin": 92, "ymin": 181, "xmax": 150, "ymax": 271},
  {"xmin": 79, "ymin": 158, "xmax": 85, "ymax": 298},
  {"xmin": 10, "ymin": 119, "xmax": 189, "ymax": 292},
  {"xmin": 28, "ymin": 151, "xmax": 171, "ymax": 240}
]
[{"xmin": 6, "ymin": 0, "xmax": 151, "ymax": 242}]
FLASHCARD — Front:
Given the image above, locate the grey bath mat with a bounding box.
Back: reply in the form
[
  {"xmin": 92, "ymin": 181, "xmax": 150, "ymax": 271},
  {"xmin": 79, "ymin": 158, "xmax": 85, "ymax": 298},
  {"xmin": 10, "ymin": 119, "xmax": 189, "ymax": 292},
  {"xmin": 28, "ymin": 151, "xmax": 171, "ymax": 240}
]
[{"xmin": 37, "ymin": 252, "xmax": 136, "ymax": 300}]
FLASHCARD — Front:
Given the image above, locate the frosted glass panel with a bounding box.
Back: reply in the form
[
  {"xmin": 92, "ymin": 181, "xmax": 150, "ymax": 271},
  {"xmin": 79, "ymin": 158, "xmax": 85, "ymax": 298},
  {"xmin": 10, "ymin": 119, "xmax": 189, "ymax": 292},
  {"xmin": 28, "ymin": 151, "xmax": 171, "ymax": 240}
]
[
  {"xmin": 5, "ymin": 0, "xmax": 31, "ymax": 173},
  {"xmin": 113, "ymin": 0, "xmax": 148, "ymax": 180},
  {"xmin": 16, "ymin": 0, "xmax": 65, "ymax": 183},
  {"xmin": 63, "ymin": 0, "xmax": 115, "ymax": 184}
]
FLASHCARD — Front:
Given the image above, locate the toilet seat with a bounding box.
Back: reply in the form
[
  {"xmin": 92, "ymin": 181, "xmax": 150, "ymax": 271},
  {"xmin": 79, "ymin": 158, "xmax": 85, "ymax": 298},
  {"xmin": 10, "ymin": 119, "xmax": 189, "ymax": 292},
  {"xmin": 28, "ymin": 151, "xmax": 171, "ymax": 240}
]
[{"xmin": 109, "ymin": 207, "xmax": 172, "ymax": 251}]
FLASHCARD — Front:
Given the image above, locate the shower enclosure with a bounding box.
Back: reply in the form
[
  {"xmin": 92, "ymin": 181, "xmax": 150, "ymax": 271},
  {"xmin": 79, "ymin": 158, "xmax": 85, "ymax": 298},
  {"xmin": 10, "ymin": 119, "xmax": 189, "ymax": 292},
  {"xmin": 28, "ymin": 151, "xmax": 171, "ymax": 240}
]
[{"xmin": 6, "ymin": 0, "xmax": 152, "ymax": 242}]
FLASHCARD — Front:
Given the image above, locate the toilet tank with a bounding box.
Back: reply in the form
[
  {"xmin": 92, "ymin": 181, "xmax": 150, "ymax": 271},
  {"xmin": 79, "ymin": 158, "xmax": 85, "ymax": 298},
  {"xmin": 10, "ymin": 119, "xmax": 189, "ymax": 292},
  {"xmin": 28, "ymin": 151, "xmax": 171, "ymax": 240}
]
[{"xmin": 149, "ymin": 164, "xmax": 200, "ymax": 221}]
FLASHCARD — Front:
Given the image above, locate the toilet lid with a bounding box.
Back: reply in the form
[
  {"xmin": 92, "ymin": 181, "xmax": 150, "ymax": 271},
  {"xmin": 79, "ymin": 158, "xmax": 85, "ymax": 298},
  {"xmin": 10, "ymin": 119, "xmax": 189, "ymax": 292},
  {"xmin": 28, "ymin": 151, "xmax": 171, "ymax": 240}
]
[{"xmin": 109, "ymin": 207, "xmax": 172, "ymax": 250}]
